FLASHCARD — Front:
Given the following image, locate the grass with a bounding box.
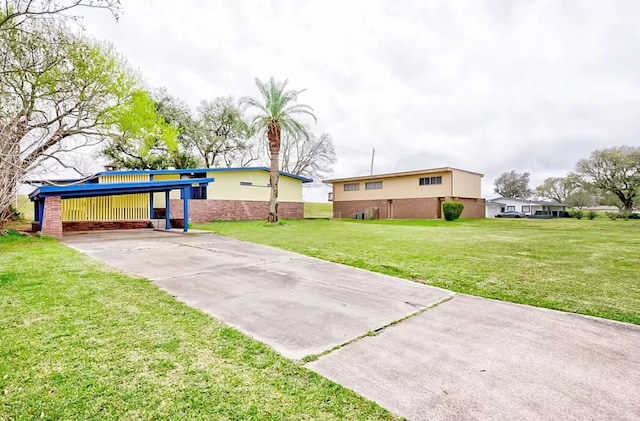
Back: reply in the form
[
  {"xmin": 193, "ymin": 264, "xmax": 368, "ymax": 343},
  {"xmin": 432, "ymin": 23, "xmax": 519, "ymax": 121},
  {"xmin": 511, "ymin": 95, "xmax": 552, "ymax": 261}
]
[
  {"xmin": 303, "ymin": 202, "xmax": 333, "ymax": 218},
  {"xmin": 0, "ymin": 232, "xmax": 397, "ymax": 420},
  {"xmin": 196, "ymin": 218, "xmax": 640, "ymax": 325}
]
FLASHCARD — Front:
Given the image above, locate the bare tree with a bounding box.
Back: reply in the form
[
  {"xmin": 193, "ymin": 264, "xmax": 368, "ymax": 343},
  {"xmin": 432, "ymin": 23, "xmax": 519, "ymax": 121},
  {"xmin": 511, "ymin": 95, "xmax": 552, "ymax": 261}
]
[
  {"xmin": 0, "ymin": 0, "xmax": 120, "ymax": 32},
  {"xmin": 280, "ymin": 131, "xmax": 336, "ymax": 179}
]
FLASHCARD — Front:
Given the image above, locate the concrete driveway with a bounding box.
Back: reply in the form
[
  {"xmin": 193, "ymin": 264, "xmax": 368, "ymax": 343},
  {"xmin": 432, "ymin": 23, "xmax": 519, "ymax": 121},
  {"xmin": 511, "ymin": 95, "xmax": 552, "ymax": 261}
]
[{"xmin": 64, "ymin": 230, "xmax": 640, "ymax": 421}]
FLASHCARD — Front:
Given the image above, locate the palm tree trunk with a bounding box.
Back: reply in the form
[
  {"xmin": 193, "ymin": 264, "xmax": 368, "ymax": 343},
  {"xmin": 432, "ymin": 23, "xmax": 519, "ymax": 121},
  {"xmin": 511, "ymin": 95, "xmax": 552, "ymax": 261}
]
[
  {"xmin": 268, "ymin": 150, "xmax": 279, "ymax": 222},
  {"xmin": 267, "ymin": 123, "xmax": 281, "ymax": 223}
]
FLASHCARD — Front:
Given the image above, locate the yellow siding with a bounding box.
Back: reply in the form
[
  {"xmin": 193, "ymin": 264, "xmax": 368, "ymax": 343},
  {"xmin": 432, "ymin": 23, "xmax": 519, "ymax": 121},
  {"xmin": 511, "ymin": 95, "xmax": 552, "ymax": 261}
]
[
  {"xmin": 62, "ymin": 194, "xmax": 149, "ymax": 221},
  {"xmin": 452, "ymin": 170, "xmax": 482, "ymax": 198},
  {"xmin": 205, "ymin": 170, "xmax": 303, "ymax": 202},
  {"xmin": 152, "ymin": 174, "xmax": 180, "ymax": 207},
  {"xmin": 333, "ymin": 172, "xmax": 453, "ymax": 201},
  {"xmin": 99, "ymin": 174, "xmax": 149, "ymax": 183}
]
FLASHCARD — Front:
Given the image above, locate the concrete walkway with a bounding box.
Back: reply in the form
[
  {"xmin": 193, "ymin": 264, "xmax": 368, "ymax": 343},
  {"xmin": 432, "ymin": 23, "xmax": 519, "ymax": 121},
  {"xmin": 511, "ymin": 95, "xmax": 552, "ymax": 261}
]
[{"xmin": 63, "ymin": 230, "xmax": 640, "ymax": 421}]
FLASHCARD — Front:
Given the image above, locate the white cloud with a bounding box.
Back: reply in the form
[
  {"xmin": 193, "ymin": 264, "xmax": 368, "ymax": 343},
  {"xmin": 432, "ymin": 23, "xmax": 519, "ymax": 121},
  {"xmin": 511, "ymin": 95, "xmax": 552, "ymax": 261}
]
[{"xmin": 79, "ymin": 0, "xmax": 640, "ymax": 199}]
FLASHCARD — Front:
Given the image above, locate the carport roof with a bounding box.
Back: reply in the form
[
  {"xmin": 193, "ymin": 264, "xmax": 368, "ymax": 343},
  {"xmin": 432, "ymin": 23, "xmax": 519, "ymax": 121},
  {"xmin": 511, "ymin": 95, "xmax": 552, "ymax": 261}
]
[{"xmin": 29, "ymin": 178, "xmax": 214, "ymax": 201}]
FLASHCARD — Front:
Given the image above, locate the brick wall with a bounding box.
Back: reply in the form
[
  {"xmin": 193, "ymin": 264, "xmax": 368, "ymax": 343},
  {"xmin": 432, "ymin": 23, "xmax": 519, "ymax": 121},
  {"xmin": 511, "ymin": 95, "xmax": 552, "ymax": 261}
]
[
  {"xmin": 333, "ymin": 197, "xmax": 485, "ymax": 219},
  {"xmin": 33, "ymin": 220, "xmax": 153, "ymax": 232},
  {"xmin": 452, "ymin": 197, "xmax": 486, "ymax": 218},
  {"xmin": 168, "ymin": 199, "xmax": 304, "ymax": 222},
  {"xmin": 63, "ymin": 221, "xmax": 152, "ymax": 231},
  {"xmin": 41, "ymin": 196, "xmax": 63, "ymax": 239}
]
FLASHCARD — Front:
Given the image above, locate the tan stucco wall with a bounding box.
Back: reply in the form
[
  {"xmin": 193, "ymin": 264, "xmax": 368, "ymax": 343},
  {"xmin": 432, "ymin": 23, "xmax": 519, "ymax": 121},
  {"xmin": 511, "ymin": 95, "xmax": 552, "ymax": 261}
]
[
  {"xmin": 332, "ymin": 172, "xmax": 453, "ymax": 201},
  {"xmin": 451, "ymin": 170, "xmax": 482, "ymax": 198}
]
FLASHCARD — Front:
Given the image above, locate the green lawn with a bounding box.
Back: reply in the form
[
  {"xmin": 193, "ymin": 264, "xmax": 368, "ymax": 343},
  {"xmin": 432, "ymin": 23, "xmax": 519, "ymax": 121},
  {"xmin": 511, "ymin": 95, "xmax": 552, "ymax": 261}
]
[
  {"xmin": 303, "ymin": 202, "xmax": 333, "ymax": 218},
  {"xmin": 0, "ymin": 233, "xmax": 396, "ymax": 420},
  {"xmin": 196, "ymin": 218, "xmax": 640, "ymax": 325}
]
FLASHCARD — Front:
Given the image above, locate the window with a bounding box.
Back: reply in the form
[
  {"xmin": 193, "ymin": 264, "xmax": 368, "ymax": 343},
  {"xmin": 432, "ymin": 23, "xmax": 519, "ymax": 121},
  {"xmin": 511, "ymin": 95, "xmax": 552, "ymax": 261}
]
[
  {"xmin": 365, "ymin": 181, "xmax": 383, "ymax": 190},
  {"xmin": 180, "ymin": 185, "xmax": 207, "ymax": 200},
  {"xmin": 419, "ymin": 176, "xmax": 443, "ymax": 186},
  {"xmin": 180, "ymin": 173, "xmax": 207, "ymax": 199},
  {"xmin": 506, "ymin": 205, "xmax": 515, "ymax": 211},
  {"xmin": 240, "ymin": 181, "xmax": 253, "ymax": 186},
  {"xmin": 522, "ymin": 205, "xmax": 530, "ymax": 213},
  {"xmin": 344, "ymin": 183, "xmax": 360, "ymax": 191}
]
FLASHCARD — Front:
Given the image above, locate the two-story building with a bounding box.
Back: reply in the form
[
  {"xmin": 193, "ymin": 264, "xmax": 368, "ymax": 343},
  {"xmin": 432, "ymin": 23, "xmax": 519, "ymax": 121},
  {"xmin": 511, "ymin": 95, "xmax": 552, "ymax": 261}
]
[{"xmin": 324, "ymin": 167, "xmax": 485, "ymax": 219}]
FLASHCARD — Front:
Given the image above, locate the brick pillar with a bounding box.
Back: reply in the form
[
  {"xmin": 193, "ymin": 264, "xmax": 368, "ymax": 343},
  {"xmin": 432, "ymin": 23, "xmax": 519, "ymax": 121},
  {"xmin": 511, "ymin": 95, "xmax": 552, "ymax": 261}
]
[{"xmin": 41, "ymin": 196, "xmax": 63, "ymax": 239}]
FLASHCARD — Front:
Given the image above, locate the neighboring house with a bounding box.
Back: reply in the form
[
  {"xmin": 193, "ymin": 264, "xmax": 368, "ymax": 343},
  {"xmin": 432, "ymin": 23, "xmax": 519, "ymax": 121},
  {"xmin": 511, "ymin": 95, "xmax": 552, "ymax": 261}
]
[
  {"xmin": 485, "ymin": 201, "xmax": 504, "ymax": 218},
  {"xmin": 323, "ymin": 167, "xmax": 485, "ymax": 219},
  {"xmin": 29, "ymin": 167, "xmax": 312, "ymax": 237},
  {"xmin": 487, "ymin": 197, "xmax": 567, "ymax": 217}
]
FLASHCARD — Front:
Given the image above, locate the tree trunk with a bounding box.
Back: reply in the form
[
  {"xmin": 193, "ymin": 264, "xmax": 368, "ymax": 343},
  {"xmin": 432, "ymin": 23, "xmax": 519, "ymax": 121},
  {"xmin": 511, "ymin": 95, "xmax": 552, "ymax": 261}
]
[
  {"xmin": 0, "ymin": 134, "xmax": 22, "ymax": 226},
  {"xmin": 267, "ymin": 123, "xmax": 281, "ymax": 223}
]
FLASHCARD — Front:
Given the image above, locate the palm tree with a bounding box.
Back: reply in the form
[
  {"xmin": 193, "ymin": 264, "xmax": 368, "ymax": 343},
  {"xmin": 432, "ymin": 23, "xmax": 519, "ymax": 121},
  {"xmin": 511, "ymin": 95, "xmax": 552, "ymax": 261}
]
[{"xmin": 240, "ymin": 77, "xmax": 316, "ymax": 222}]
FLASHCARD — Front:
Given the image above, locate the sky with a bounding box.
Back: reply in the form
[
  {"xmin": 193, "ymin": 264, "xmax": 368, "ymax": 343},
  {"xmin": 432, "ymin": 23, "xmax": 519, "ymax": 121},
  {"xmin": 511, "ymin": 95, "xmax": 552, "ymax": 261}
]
[{"xmin": 76, "ymin": 0, "xmax": 640, "ymax": 200}]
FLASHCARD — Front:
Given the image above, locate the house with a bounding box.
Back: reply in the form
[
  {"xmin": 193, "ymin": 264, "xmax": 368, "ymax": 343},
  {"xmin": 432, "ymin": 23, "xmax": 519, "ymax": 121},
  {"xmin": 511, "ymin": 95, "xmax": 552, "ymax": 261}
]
[
  {"xmin": 29, "ymin": 167, "xmax": 312, "ymax": 238},
  {"xmin": 150, "ymin": 167, "xmax": 312, "ymax": 222},
  {"xmin": 486, "ymin": 197, "xmax": 567, "ymax": 217},
  {"xmin": 323, "ymin": 167, "xmax": 485, "ymax": 219}
]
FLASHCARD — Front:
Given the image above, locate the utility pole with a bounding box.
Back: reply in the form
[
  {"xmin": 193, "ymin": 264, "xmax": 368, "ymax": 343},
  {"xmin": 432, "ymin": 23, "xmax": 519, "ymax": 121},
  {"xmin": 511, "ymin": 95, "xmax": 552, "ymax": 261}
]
[{"xmin": 370, "ymin": 147, "xmax": 375, "ymax": 175}]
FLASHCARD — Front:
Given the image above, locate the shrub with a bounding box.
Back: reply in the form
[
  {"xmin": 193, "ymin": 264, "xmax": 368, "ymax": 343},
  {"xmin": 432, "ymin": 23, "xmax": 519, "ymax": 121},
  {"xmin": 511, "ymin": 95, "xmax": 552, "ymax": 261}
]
[
  {"xmin": 443, "ymin": 201, "xmax": 464, "ymax": 221},
  {"xmin": 606, "ymin": 212, "xmax": 618, "ymax": 220},
  {"xmin": 587, "ymin": 210, "xmax": 598, "ymax": 220},
  {"xmin": 573, "ymin": 210, "xmax": 584, "ymax": 220},
  {"xmin": 629, "ymin": 213, "xmax": 640, "ymax": 220}
]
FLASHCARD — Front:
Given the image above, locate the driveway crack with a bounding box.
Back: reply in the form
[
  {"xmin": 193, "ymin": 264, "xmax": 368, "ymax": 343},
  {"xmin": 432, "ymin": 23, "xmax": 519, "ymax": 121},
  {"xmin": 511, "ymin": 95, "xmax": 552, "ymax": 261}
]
[{"xmin": 302, "ymin": 294, "xmax": 457, "ymax": 363}]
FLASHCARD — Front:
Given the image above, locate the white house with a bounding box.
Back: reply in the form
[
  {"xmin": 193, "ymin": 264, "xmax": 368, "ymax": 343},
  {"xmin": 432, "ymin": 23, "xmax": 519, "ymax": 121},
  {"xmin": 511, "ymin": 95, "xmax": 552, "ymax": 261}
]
[{"xmin": 486, "ymin": 197, "xmax": 567, "ymax": 217}]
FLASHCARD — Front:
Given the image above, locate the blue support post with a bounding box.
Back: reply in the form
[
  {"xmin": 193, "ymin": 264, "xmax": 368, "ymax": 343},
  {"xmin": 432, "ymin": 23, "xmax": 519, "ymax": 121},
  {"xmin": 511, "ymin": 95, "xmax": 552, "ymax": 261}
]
[
  {"xmin": 149, "ymin": 174, "xmax": 154, "ymax": 219},
  {"xmin": 183, "ymin": 186, "xmax": 190, "ymax": 233},
  {"xmin": 165, "ymin": 190, "xmax": 170, "ymax": 230},
  {"xmin": 37, "ymin": 199, "xmax": 45, "ymax": 231}
]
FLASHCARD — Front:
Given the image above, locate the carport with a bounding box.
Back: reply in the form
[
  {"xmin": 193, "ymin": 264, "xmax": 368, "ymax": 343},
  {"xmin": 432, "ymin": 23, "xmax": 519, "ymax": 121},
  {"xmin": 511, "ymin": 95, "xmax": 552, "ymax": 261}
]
[{"xmin": 29, "ymin": 178, "xmax": 214, "ymax": 238}]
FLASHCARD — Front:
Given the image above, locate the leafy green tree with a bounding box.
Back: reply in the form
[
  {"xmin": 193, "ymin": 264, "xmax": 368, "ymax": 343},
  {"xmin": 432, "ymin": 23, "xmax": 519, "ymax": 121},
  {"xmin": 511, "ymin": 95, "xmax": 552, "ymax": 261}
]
[
  {"xmin": 535, "ymin": 174, "xmax": 581, "ymax": 203},
  {"xmin": 103, "ymin": 90, "xmax": 184, "ymax": 169},
  {"xmin": 494, "ymin": 170, "xmax": 532, "ymax": 199},
  {"xmin": 194, "ymin": 97, "xmax": 252, "ymax": 167},
  {"xmin": 576, "ymin": 146, "xmax": 640, "ymax": 212},
  {"xmin": 0, "ymin": 13, "xmax": 137, "ymax": 224},
  {"xmin": 240, "ymin": 78, "xmax": 316, "ymax": 222}
]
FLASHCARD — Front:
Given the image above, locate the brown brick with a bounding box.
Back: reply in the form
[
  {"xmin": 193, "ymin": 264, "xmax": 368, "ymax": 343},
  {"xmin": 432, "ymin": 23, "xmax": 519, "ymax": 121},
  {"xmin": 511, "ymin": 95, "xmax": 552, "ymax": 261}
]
[
  {"xmin": 41, "ymin": 196, "xmax": 63, "ymax": 239},
  {"xmin": 168, "ymin": 200, "xmax": 304, "ymax": 222},
  {"xmin": 333, "ymin": 197, "xmax": 485, "ymax": 219}
]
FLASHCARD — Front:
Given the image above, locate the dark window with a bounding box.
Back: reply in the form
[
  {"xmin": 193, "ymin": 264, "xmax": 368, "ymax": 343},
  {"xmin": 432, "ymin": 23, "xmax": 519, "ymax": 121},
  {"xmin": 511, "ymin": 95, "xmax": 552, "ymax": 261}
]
[
  {"xmin": 180, "ymin": 174, "xmax": 208, "ymax": 199},
  {"xmin": 506, "ymin": 205, "xmax": 515, "ymax": 211},
  {"xmin": 365, "ymin": 181, "xmax": 383, "ymax": 190},
  {"xmin": 419, "ymin": 176, "xmax": 443, "ymax": 185},
  {"xmin": 240, "ymin": 181, "xmax": 253, "ymax": 186},
  {"xmin": 522, "ymin": 205, "xmax": 530, "ymax": 213},
  {"xmin": 344, "ymin": 183, "xmax": 359, "ymax": 191},
  {"xmin": 181, "ymin": 185, "xmax": 207, "ymax": 200}
]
